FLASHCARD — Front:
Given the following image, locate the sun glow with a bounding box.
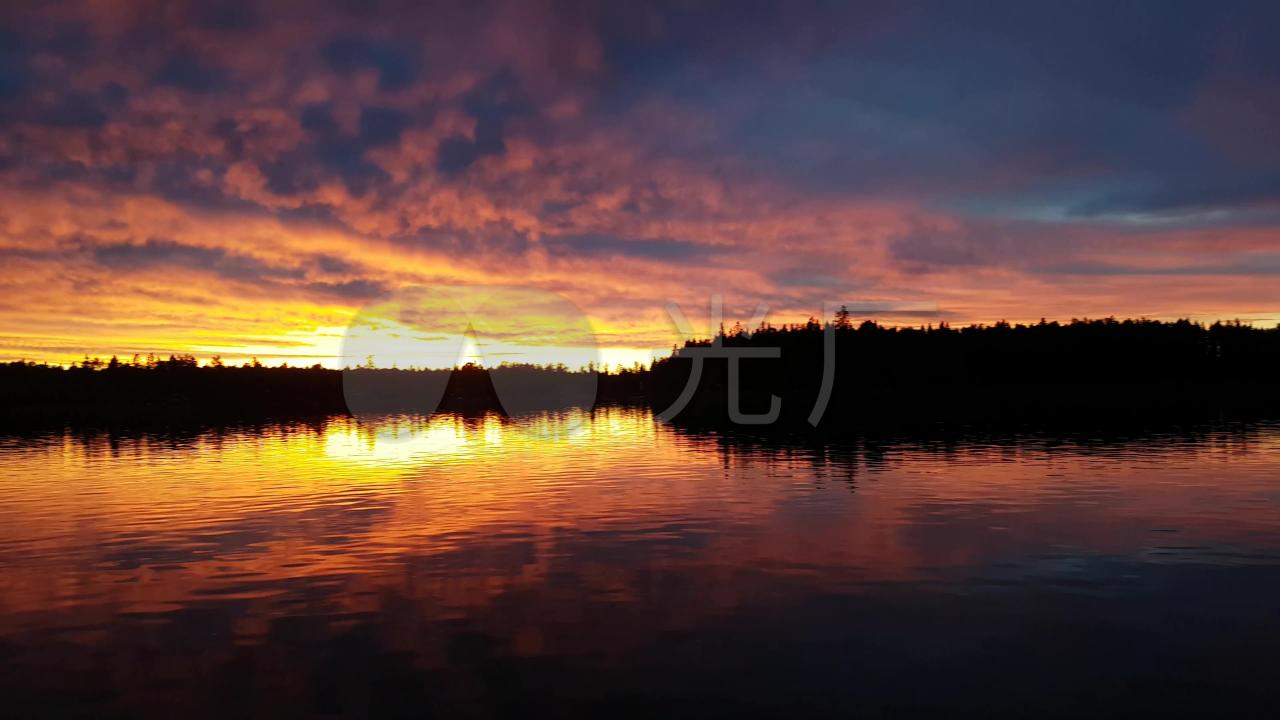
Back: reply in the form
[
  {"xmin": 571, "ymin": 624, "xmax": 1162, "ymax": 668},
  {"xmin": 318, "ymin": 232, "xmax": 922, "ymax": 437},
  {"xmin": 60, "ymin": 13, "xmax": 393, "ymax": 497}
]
[{"xmin": 173, "ymin": 323, "xmax": 662, "ymax": 370}]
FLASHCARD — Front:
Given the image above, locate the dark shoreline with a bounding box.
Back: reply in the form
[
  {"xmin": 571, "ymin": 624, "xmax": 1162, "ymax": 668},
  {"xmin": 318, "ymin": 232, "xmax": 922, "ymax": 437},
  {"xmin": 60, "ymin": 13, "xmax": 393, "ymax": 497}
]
[
  {"xmin": 5, "ymin": 383, "xmax": 1280, "ymax": 442},
  {"xmin": 0, "ymin": 361, "xmax": 647, "ymax": 433},
  {"xmin": 6, "ymin": 318, "xmax": 1280, "ymax": 434}
]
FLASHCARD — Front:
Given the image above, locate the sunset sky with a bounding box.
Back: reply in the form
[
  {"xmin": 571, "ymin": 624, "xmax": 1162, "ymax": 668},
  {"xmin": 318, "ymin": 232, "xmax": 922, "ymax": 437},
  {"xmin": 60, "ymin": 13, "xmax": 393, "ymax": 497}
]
[{"xmin": 2, "ymin": 1, "xmax": 1278, "ymax": 367}]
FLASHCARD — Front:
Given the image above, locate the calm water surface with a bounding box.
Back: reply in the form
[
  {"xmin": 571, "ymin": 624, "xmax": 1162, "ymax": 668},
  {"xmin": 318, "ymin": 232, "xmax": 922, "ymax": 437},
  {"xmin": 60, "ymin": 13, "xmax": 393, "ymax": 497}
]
[{"xmin": 2, "ymin": 408, "xmax": 1279, "ymax": 717}]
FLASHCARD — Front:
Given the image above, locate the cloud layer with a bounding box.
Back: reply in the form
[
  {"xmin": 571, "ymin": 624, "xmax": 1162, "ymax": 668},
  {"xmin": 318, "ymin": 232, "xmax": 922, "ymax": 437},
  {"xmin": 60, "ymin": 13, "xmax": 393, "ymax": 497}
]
[{"xmin": 1, "ymin": 0, "xmax": 1278, "ymax": 364}]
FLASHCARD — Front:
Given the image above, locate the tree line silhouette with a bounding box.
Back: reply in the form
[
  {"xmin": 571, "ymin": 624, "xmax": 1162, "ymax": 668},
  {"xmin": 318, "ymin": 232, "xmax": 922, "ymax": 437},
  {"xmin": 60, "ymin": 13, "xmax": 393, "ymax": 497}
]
[
  {"xmin": 4, "ymin": 317, "xmax": 1280, "ymax": 429},
  {"xmin": 0, "ymin": 354, "xmax": 646, "ymax": 428},
  {"xmin": 647, "ymin": 315, "xmax": 1280, "ymax": 427}
]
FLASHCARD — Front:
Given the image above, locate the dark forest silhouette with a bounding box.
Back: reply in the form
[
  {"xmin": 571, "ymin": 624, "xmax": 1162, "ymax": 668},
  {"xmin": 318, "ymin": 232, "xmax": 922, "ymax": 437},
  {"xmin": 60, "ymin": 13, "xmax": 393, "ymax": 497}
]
[
  {"xmin": 649, "ymin": 315, "xmax": 1280, "ymax": 427},
  {"xmin": 4, "ymin": 317, "xmax": 1280, "ymax": 429},
  {"xmin": 0, "ymin": 354, "xmax": 645, "ymax": 427}
]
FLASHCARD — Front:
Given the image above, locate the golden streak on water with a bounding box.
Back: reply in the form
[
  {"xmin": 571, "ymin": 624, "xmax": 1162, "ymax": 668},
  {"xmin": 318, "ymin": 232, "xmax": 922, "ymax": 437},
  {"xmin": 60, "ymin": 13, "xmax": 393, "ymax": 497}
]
[{"xmin": 1, "ymin": 410, "xmax": 1280, "ymax": 715}]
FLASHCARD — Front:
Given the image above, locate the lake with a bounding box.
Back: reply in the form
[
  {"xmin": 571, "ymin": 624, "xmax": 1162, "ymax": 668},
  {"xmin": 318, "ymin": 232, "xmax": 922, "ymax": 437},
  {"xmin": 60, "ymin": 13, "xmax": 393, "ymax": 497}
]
[{"xmin": 2, "ymin": 408, "xmax": 1279, "ymax": 717}]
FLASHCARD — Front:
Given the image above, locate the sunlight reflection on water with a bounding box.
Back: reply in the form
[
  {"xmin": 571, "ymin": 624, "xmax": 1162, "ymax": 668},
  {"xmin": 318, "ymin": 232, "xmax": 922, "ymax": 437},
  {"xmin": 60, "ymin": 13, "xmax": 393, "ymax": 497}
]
[{"xmin": 1, "ymin": 409, "xmax": 1279, "ymax": 716}]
